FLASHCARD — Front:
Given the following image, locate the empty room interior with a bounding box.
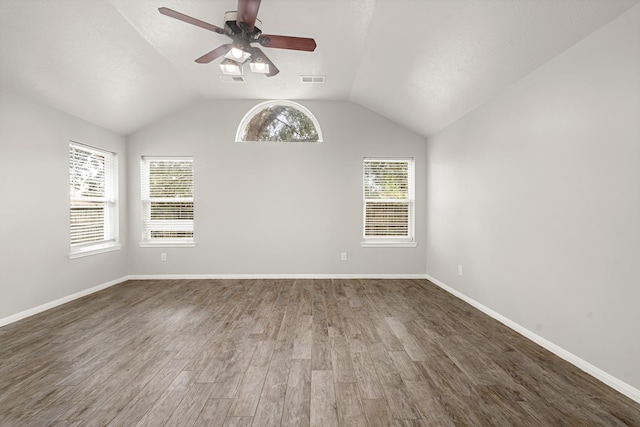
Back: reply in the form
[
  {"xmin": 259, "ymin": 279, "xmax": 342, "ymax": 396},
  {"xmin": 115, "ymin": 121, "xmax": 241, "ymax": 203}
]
[{"xmin": 1, "ymin": 0, "xmax": 639, "ymax": 425}]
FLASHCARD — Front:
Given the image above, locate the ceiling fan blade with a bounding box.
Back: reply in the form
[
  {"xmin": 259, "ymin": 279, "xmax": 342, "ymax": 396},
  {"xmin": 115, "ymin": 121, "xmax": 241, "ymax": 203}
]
[
  {"xmin": 257, "ymin": 34, "xmax": 317, "ymax": 52},
  {"xmin": 251, "ymin": 48, "xmax": 279, "ymax": 77},
  {"xmin": 237, "ymin": 0, "xmax": 261, "ymax": 32},
  {"xmin": 195, "ymin": 44, "xmax": 231, "ymax": 64},
  {"xmin": 159, "ymin": 7, "xmax": 225, "ymax": 35}
]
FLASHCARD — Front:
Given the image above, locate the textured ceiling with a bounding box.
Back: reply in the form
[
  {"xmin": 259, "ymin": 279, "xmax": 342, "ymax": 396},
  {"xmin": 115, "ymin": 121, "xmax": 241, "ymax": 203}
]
[{"xmin": 0, "ymin": 0, "xmax": 638, "ymax": 136}]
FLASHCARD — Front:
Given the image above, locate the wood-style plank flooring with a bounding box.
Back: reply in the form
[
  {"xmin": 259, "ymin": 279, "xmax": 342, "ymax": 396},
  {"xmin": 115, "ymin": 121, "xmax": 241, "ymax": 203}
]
[{"xmin": 1, "ymin": 279, "xmax": 639, "ymax": 426}]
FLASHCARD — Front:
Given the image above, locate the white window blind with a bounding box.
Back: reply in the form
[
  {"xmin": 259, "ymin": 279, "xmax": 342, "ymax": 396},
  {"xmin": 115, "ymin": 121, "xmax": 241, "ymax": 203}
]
[
  {"xmin": 140, "ymin": 157, "xmax": 194, "ymax": 245},
  {"xmin": 69, "ymin": 142, "xmax": 118, "ymax": 257},
  {"xmin": 362, "ymin": 158, "xmax": 415, "ymax": 246}
]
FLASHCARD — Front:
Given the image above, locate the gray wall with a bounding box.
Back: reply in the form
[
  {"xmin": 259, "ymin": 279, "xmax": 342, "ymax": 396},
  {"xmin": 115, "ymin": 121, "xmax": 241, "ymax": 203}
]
[
  {"xmin": 425, "ymin": 7, "xmax": 640, "ymax": 390},
  {"xmin": 126, "ymin": 100, "xmax": 427, "ymax": 276},
  {"xmin": 0, "ymin": 87, "xmax": 129, "ymax": 321}
]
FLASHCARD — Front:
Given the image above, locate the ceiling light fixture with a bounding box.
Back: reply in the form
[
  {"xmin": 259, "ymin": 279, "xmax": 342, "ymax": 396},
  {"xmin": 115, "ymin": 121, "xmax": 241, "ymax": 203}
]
[
  {"xmin": 219, "ymin": 59, "xmax": 242, "ymax": 76},
  {"xmin": 249, "ymin": 57, "xmax": 269, "ymax": 74},
  {"xmin": 230, "ymin": 47, "xmax": 243, "ymax": 59},
  {"xmin": 224, "ymin": 43, "xmax": 251, "ymax": 63}
]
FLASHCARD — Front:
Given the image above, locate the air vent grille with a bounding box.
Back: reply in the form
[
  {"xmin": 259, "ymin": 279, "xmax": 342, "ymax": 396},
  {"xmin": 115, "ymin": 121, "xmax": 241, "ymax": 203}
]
[
  {"xmin": 301, "ymin": 75, "xmax": 325, "ymax": 84},
  {"xmin": 219, "ymin": 76, "xmax": 246, "ymax": 83}
]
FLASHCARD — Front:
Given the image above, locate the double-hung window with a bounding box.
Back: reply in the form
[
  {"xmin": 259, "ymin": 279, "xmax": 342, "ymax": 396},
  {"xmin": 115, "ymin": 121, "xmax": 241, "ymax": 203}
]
[
  {"xmin": 362, "ymin": 158, "xmax": 416, "ymax": 247},
  {"xmin": 69, "ymin": 142, "xmax": 119, "ymax": 258},
  {"xmin": 140, "ymin": 157, "xmax": 195, "ymax": 247}
]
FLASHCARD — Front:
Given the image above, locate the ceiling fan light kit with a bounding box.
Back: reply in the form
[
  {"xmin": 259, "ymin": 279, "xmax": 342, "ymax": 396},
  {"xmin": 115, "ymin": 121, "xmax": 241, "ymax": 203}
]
[
  {"xmin": 219, "ymin": 59, "xmax": 243, "ymax": 76},
  {"xmin": 224, "ymin": 43, "xmax": 252, "ymax": 63},
  {"xmin": 249, "ymin": 57, "xmax": 270, "ymax": 74},
  {"xmin": 159, "ymin": 0, "xmax": 316, "ymax": 78}
]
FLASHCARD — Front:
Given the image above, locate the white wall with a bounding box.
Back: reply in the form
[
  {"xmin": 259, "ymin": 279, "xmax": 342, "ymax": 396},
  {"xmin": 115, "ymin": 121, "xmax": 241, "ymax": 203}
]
[
  {"xmin": 426, "ymin": 5, "xmax": 640, "ymax": 391},
  {"xmin": 127, "ymin": 100, "xmax": 427, "ymax": 276},
  {"xmin": 0, "ymin": 87, "xmax": 128, "ymax": 321}
]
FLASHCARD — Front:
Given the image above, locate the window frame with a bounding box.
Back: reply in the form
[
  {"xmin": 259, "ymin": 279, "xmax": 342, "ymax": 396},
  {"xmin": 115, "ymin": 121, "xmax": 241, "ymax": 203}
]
[
  {"xmin": 68, "ymin": 141, "xmax": 120, "ymax": 259},
  {"xmin": 139, "ymin": 156, "xmax": 196, "ymax": 248},
  {"xmin": 236, "ymin": 100, "xmax": 323, "ymax": 143},
  {"xmin": 361, "ymin": 157, "xmax": 417, "ymax": 248}
]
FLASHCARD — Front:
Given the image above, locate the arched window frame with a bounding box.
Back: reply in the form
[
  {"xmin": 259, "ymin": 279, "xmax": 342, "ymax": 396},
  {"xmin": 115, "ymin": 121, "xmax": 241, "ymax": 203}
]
[{"xmin": 235, "ymin": 100, "xmax": 323, "ymax": 143}]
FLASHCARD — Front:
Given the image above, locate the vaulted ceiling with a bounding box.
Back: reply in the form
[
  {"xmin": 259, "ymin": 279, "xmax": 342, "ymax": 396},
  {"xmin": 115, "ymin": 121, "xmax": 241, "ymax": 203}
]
[{"xmin": 1, "ymin": 0, "xmax": 638, "ymax": 136}]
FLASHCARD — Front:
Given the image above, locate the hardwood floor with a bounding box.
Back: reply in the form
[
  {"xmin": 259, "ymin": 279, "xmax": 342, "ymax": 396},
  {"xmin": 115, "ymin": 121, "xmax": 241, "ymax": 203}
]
[{"xmin": 1, "ymin": 279, "xmax": 639, "ymax": 426}]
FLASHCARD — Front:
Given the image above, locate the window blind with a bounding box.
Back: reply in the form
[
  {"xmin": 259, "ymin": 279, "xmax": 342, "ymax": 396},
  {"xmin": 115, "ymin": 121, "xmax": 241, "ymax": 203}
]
[
  {"xmin": 363, "ymin": 158, "xmax": 414, "ymax": 240},
  {"xmin": 69, "ymin": 143, "xmax": 117, "ymax": 252},
  {"xmin": 141, "ymin": 157, "xmax": 194, "ymax": 243}
]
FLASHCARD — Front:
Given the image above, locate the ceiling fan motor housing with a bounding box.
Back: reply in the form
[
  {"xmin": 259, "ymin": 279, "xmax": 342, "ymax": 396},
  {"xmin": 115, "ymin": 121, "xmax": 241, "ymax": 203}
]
[{"xmin": 224, "ymin": 11, "xmax": 263, "ymax": 39}]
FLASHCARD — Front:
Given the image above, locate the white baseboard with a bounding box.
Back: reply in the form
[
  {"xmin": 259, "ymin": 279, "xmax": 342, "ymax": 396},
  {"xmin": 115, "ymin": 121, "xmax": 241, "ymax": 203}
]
[
  {"xmin": 425, "ymin": 274, "xmax": 640, "ymax": 405},
  {"xmin": 0, "ymin": 276, "xmax": 129, "ymax": 328},
  {"xmin": 127, "ymin": 273, "xmax": 429, "ymax": 280}
]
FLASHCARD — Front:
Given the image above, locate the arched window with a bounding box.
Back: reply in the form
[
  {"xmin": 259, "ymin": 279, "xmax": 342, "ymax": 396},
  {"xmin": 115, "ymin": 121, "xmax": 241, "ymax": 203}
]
[{"xmin": 236, "ymin": 100, "xmax": 323, "ymax": 142}]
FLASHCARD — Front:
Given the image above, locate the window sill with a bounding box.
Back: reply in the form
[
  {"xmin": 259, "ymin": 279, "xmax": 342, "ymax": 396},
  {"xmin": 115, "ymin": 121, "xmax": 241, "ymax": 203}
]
[
  {"xmin": 69, "ymin": 244, "xmax": 121, "ymax": 259},
  {"xmin": 139, "ymin": 241, "xmax": 197, "ymax": 248},
  {"xmin": 360, "ymin": 241, "xmax": 417, "ymax": 248}
]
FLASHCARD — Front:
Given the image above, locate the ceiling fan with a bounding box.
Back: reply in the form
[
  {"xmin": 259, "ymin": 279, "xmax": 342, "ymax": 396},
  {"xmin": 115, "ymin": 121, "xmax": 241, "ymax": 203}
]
[{"xmin": 159, "ymin": 0, "xmax": 317, "ymax": 77}]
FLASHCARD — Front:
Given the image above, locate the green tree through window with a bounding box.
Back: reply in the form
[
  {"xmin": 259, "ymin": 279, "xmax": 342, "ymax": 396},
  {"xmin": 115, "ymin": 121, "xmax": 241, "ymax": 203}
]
[{"xmin": 237, "ymin": 101, "xmax": 322, "ymax": 142}]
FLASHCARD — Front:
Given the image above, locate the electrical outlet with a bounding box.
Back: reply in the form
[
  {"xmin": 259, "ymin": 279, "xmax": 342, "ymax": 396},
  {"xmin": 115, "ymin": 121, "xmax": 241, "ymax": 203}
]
[
  {"xmin": 341, "ymin": 252, "xmax": 348, "ymax": 261},
  {"xmin": 458, "ymin": 265, "xmax": 463, "ymax": 276},
  {"xmin": 161, "ymin": 253, "xmax": 167, "ymax": 261}
]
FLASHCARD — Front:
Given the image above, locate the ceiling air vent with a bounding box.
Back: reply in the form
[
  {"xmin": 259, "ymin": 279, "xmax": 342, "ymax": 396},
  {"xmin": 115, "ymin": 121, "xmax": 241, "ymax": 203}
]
[
  {"xmin": 301, "ymin": 75, "xmax": 325, "ymax": 84},
  {"xmin": 219, "ymin": 75, "xmax": 246, "ymax": 83}
]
